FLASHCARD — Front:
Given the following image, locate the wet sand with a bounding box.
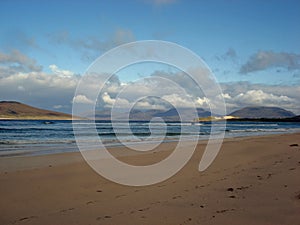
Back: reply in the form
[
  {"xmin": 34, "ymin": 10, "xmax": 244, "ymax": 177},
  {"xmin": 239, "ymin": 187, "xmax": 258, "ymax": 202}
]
[{"xmin": 0, "ymin": 133, "xmax": 300, "ymax": 225}]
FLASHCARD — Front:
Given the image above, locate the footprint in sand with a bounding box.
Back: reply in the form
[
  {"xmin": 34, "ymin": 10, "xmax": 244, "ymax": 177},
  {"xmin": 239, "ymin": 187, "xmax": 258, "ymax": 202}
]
[
  {"xmin": 257, "ymin": 175, "xmax": 263, "ymax": 180},
  {"xmin": 138, "ymin": 207, "xmax": 150, "ymax": 212},
  {"xmin": 172, "ymin": 195, "xmax": 182, "ymax": 199},
  {"xmin": 273, "ymin": 160, "xmax": 283, "ymax": 165},
  {"xmin": 86, "ymin": 201, "xmax": 95, "ymax": 205},
  {"xmin": 227, "ymin": 187, "xmax": 234, "ymax": 192},
  {"xmin": 96, "ymin": 215, "xmax": 112, "ymax": 220},
  {"xmin": 115, "ymin": 194, "xmax": 126, "ymax": 199},
  {"xmin": 150, "ymin": 201, "xmax": 161, "ymax": 205},
  {"xmin": 18, "ymin": 216, "xmax": 37, "ymax": 222},
  {"xmin": 236, "ymin": 185, "xmax": 251, "ymax": 190},
  {"xmin": 216, "ymin": 208, "xmax": 235, "ymax": 214},
  {"xmin": 60, "ymin": 208, "xmax": 75, "ymax": 213}
]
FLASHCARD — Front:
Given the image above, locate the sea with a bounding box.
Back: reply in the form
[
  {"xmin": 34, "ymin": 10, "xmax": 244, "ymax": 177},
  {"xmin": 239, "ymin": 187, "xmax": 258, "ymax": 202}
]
[{"xmin": 1, "ymin": 120, "xmax": 300, "ymax": 157}]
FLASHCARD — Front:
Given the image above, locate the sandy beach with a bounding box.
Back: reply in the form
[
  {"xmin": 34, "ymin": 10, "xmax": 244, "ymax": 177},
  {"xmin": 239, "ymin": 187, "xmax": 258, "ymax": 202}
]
[{"xmin": 0, "ymin": 133, "xmax": 300, "ymax": 225}]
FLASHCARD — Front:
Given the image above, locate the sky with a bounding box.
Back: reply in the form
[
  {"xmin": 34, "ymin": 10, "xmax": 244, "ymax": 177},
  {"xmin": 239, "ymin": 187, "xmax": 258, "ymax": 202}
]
[{"xmin": 0, "ymin": 0, "xmax": 300, "ymax": 114}]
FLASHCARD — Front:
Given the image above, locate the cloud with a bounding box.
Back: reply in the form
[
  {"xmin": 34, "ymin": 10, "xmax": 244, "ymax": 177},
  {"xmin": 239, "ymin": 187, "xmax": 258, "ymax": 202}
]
[
  {"xmin": 162, "ymin": 93, "xmax": 196, "ymax": 108},
  {"xmin": 17, "ymin": 85, "xmax": 25, "ymax": 91},
  {"xmin": 0, "ymin": 67, "xmax": 79, "ymax": 112},
  {"xmin": 73, "ymin": 95, "xmax": 93, "ymax": 104},
  {"xmin": 1, "ymin": 51, "xmax": 299, "ymax": 115},
  {"xmin": 240, "ymin": 50, "xmax": 300, "ymax": 74},
  {"xmin": 196, "ymin": 97, "xmax": 210, "ymax": 107},
  {"xmin": 48, "ymin": 30, "xmax": 69, "ymax": 44},
  {"xmin": 98, "ymin": 71, "xmax": 300, "ymax": 114},
  {"xmin": 135, "ymin": 98, "xmax": 167, "ymax": 110},
  {"xmin": 1, "ymin": 30, "xmax": 40, "ymax": 51},
  {"xmin": 49, "ymin": 64, "xmax": 74, "ymax": 77},
  {"xmin": 215, "ymin": 48, "xmax": 238, "ymax": 62},
  {"xmin": 234, "ymin": 89, "xmax": 293, "ymax": 105},
  {"xmin": 220, "ymin": 82, "xmax": 300, "ymax": 114},
  {"xmin": 0, "ymin": 49, "xmax": 42, "ymax": 75},
  {"xmin": 102, "ymin": 92, "xmax": 116, "ymax": 105},
  {"xmin": 224, "ymin": 48, "xmax": 237, "ymax": 59},
  {"xmin": 53, "ymin": 105, "xmax": 63, "ymax": 109},
  {"xmin": 49, "ymin": 28, "xmax": 135, "ymax": 61}
]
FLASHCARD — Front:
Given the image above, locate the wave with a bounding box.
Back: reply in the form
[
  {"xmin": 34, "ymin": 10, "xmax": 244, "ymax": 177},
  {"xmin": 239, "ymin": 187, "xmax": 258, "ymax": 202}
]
[
  {"xmin": 227, "ymin": 123, "xmax": 279, "ymax": 127},
  {"xmin": 0, "ymin": 139, "xmax": 76, "ymax": 146},
  {"xmin": 226, "ymin": 128, "xmax": 289, "ymax": 133},
  {"xmin": 0, "ymin": 127, "xmax": 73, "ymax": 132}
]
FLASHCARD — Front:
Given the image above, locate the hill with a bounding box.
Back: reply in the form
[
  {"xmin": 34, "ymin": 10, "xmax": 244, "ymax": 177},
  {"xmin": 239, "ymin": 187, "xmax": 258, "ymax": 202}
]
[
  {"xmin": 89, "ymin": 107, "xmax": 212, "ymax": 121},
  {"xmin": 0, "ymin": 101, "xmax": 72, "ymax": 120},
  {"xmin": 229, "ymin": 106, "xmax": 295, "ymax": 119}
]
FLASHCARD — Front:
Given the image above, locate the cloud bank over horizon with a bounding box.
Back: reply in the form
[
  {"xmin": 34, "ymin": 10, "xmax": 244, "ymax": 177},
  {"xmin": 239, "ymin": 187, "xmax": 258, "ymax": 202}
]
[{"xmin": 0, "ymin": 49, "xmax": 299, "ymax": 115}]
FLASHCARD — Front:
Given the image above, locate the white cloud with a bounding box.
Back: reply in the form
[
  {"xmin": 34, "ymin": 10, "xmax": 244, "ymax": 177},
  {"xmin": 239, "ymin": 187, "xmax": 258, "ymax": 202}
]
[
  {"xmin": 102, "ymin": 92, "xmax": 130, "ymax": 108},
  {"xmin": 49, "ymin": 64, "xmax": 74, "ymax": 77},
  {"xmin": 234, "ymin": 90, "xmax": 292, "ymax": 105},
  {"xmin": 135, "ymin": 100, "xmax": 166, "ymax": 110},
  {"xmin": 53, "ymin": 105, "xmax": 63, "ymax": 109},
  {"xmin": 73, "ymin": 95, "xmax": 93, "ymax": 104},
  {"xmin": 17, "ymin": 85, "xmax": 25, "ymax": 91},
  {"xmin": 220, "ymin": 93, "xmax": 231, "ymax": 99},
  {"xmin": 196, "ymin": 97, "xmax": 210, "ymax": 107},
  {"xmin": 162, "ymin": 93, "xmax": 195, "ymax": 108},
  {"xmin": 220, "ymin": 84, "xmax": 300, "ymax": 114},
  {"xmin": 0, "ymin": 71, "xmax": 78, "ymax": 112},
  {"xmin": 102, "ymin": 92, "xmax": 115, "ymax": 105}
]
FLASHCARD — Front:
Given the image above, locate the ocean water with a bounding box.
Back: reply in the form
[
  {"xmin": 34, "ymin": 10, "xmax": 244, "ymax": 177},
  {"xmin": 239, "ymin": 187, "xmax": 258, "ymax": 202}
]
[{"xmin": 1, "ymin": 120, "xmax": 300, "ymax": 157}]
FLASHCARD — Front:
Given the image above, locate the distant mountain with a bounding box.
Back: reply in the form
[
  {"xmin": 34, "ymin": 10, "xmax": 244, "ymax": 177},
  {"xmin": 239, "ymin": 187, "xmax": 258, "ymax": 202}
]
[
  {"xmin": 91, "ymin": 107, "xmax": 212, "ymax": 121},
  {"xmin": 0, "ymin": 101, "xmax": 72, "ymax": 120},
  {"xmin": 229, "ymin": 106, "xmax": 295, "ymax": 119},
  {"xmin": 153, "ymin": 107, "xmax": 211, "ymax": 121},
  {"xmin": 292, "ymin": 115, "xmax": 300, "ymax": 120},
  {"xmin": 129, "ymin": 109, "xmax": 166, "ymax": 121}
]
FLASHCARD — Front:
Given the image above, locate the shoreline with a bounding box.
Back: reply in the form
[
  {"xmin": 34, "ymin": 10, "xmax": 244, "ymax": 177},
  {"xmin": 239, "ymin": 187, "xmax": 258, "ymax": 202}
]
[
  {"xmin": 1, "ymin": 130, "xmax": 300, "ymax": 159},
  {"xmin": 1, "ymin": 132, "xmax": 300, "ymax": 225}
]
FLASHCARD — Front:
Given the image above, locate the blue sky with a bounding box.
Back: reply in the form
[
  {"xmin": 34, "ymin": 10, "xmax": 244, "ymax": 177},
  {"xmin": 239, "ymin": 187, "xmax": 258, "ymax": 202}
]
[{"xmin": 0, "ymin": 0, "xmax": 300, "ymax": 114}]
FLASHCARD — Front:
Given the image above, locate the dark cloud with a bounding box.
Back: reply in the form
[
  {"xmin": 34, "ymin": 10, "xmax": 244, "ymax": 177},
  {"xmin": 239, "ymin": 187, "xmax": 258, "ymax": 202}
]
[
  {"xmin": 215, "ymin": 48, "xmax": 238, "ymax": 62},
  {"xmin": 49, "ymin": 29, "xmax": 135, "ymax": 62},
  {"xmin": 0, "ymin": 49, "xmax": 42, "ymax": 76},
  {"xmin": 224, "ymin": 48, "xmax": 237, "ymax": 59},
  {"xmin": 240, "ymin": 51, "xmax": 300, "ymax": 74},
  {"xmin": 1, "ymin": 30, "xmax": 39, "ymax": 52}
]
